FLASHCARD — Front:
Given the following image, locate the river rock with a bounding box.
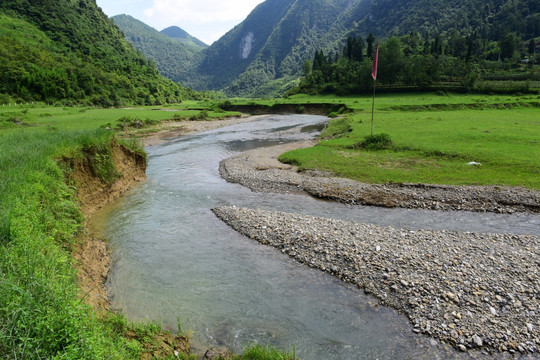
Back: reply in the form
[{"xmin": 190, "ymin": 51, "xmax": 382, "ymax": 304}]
[{"xmin": 212, "ymin": 206, "xmax": 540, "ymax": 355}]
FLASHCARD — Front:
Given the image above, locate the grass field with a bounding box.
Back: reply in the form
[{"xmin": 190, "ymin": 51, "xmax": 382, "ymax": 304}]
[
  {"xmin": 0, "ymin": 101, "xmax": 241, "ymax": 132},
  {"xmin": 280, "ymin": 93, "xmax": 540, "ymax": 189}
]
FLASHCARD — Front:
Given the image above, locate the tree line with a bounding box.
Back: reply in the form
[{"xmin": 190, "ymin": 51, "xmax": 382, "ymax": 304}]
[{"xmin": 290, "ymin": 31, "xmax": 538, "ymax": 96}]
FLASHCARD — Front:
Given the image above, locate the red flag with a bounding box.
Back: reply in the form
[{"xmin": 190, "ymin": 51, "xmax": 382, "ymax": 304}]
[{"xmin": 371, "ymin": 40, "xmax": 379, "ymax": 81}]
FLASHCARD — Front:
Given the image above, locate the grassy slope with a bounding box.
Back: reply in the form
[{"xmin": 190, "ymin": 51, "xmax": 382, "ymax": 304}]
[
  {"xmin": 0, "ymin": 4, "xmax": 185, "ymax": 106},
  {"xmin": 0, "ymin": 129, "xmax": 145, "ymax": 358},
  {"xmin": 280, "ymin": 93, "xmax": 540, "ymax": 189}
]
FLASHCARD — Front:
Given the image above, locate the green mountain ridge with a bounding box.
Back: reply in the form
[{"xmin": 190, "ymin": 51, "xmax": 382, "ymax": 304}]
[
  {"xmin": 161, "ymin": 25, "xmax": 208, "ymax": 48},
  {"xmin": 111, "ymin": 15, "xmax": 206, "ymax": 87},
  {"xmin": 0, "ymin": 0, "xmax": 188, "ymax": 105},
  {"xmin": 115, "ymin": 0, "xmax": 539, "ymax": 97}
]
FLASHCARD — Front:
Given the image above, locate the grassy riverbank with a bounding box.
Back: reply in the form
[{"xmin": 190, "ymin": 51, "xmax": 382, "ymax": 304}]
[
  {"xmin": 0, "ymin": 101, "xmax": 242, "ymax": 132},
  {"xmin": 279, "ymin": 93, "xmax": 540, "ymax": 189},
  {"xmin": 0, "ymin": 107, "xmax": 295, "ymax": 358},
  {"xmin": 0, "ymin": 128, "xmax": 158, "ymax": 358}
]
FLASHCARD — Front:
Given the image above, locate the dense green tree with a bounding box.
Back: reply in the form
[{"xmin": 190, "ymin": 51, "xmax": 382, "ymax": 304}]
[
  {"xmin": 378, "ymin": 37, "xmax": 404, "ymax": 85},
  {"xmin": 0, "ymin": 0, "xmax": 189, "ymax": 104},
  {"xmin": 366, "ymin": 33, "xmax": 375, "ymax": 59},
  {"xmin": 500, "ymin": 32, "xmax": 518, "ymax": 60},
  {"xmin": 529, "ymin": 38, "xmax": 536, "ymax": 55}
]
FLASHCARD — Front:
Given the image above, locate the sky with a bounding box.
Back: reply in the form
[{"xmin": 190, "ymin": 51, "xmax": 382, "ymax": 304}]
[{"xmin": 96, "ymin": 0, "xmax": 265, "ymax": 45}]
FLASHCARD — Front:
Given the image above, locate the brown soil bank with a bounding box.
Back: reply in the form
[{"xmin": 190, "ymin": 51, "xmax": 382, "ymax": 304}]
[
  {"xmin": 219, "ymin": 102, "xmax": 351, "ymax": 116},
  {"xmin": 66, "ymin": 140, "xmax": 146, "ymax": 310}
]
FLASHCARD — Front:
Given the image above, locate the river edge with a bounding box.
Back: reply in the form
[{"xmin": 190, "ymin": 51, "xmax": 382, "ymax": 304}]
[
  {"xmin": 215, "ymin": 141, "xmax": 540, "ymax": 356},
  {"xmin": 219, "ymin": 141, "xmax": 540, "ymax": 215},
  {"xmin": 213, "ymin": 206, "xmax": 540, "ymax": 357},
  {"xmin": 71, "ymin": 116, "xmax": 262, "ymax": 359},
  {"xmin": 139, "ymin": 115, "xmax": 269, "ymax": 147},
  {"xmin": 74, "ymin": 115, "xmax": 262, "ymax": 309}
]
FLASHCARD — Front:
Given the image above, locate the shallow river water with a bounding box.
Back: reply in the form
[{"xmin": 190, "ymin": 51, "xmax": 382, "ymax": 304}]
[{"xmin": 91, "ymin": 115, "xmax": 540, "ymax": 359}]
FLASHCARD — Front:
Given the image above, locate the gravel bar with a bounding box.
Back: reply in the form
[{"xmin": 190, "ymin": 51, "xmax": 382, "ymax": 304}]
[
  {"xmin": 219, "ymin": 142, "xmax": 540, "ymax": 214},
  {"xmin": 212, "ymin": 206, "xmax": 540, "ymax": 356}
]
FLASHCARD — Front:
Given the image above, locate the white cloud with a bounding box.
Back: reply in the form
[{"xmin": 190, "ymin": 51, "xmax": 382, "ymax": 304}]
[
  {"xmin": 142, "ymin": 0, "xmax": 264, "ymax": 43},
  {"xmin": 145, "ymin": 0, "xmax": 263, "ymax": 23}
]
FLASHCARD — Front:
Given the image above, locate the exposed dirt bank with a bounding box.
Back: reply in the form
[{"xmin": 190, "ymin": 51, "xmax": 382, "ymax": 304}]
[
  {"xmin": 67, "ymin": 141, "xmax": 146, "ymax": 310},
  {"xmin": 219, "ymin": 141, "xmax": 540, "ymax": 214},
  {"xmin": 68, "ymin": 116, "xmax": 261, "ymax": 311}
]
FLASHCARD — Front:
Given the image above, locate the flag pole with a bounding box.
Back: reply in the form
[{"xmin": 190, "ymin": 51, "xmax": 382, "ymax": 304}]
[
  {"xmin": 370, "ymin": 39, "xmax": 379, "ymax": 137},
  {"xmin": 371, "ymin": 80, "xmax": 376, "ymax": 136}
]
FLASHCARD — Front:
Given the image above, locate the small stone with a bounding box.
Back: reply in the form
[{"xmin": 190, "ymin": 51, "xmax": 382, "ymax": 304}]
[
  {"xmin": 527, "ymin": 323, "xmax": 534, "ymax": 332},
  {"xmin": 472, "ymin": 334, "xmax": 483, "ymax": 347},
  {"xmin": 458, "ymin": 344, "xmax": 467, "ymax": 352},
  {"xmin": 489, "ymin": 306, "xmax": 498, "ymax": 316},
  {"xmin": 430, "ymin": 339, "xmax": 438, "ymax": 347},
  {"xmin": 376, "ymin": 245, "xmax": 381, "ymax": 252}
]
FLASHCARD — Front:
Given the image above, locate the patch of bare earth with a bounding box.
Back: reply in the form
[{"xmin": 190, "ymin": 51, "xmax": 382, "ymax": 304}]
[{"xmin": 67, "ymin": 142, "xmax": 146, "ymax": 310}]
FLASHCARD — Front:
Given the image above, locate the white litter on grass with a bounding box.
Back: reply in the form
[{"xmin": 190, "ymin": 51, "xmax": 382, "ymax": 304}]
[{"xmin": 467, "ymin": 161, "xmax": 482, "ymax": 166}]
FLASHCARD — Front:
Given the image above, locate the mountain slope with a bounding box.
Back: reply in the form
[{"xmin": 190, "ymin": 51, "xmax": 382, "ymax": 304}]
[
  {"xmin": 197, "ymin": 0, "xmax": 539, "ymax": 96},
  {"xmin": 161, "ymin": 26, "xmax": 207, "ymax": 48},
  {"xmin": 118, "ymin": 0, "xmax": 539, "ymax": 97},
  {"xmin": 112, "ymin": 15, "xmax": 205, "ymax": 86},
  {"xmin": 0, "ymin": 0, "xmax": 186, "ymax": 105}
]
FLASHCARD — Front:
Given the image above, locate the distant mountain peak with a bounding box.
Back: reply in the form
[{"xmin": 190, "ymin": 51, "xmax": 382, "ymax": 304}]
[{"xmin": 161, "ymin": 26, "xmax": 207, "ymax": 48}]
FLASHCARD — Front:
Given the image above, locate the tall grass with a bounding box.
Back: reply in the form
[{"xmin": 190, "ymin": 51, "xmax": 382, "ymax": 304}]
[{"xmin": 0, "ymin": 129, "xmax": 140, "ymax": 359}]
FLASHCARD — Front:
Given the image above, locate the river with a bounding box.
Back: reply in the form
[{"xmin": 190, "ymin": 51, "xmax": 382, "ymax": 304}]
[{"xmin": 91, "ymin": 114, "xmax": 539, "ymax": 359}]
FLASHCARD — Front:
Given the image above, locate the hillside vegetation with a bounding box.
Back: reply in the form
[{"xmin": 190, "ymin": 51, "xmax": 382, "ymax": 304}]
[
  {"xmin": 161, "ymin": 25, "xmax": 208, "ymax": 48},
  {"xmin": 0, "ymin": 0, "xmax": 188, "ymax": 106},
  {"xmin": 112, "ymin": 15, "xmax": 207, "ymax": 88},
  {"xmin": 116, "ymin": 0, "xmax": 539, "ymax": 97},
  {"xmin": 290, "ymin": 32, "xmax": 539, "ymax": 95}
]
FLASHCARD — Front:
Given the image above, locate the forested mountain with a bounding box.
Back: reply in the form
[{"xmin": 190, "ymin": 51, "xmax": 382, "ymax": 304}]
[
  {"xmin": 126, "ymin": 0, "xmax": 537, "ymax": 97},
  {"xmin": 161, "ymin": 26, "xmax": 207, "ymax": 48},
  {"xmin": 191, "ymin": 0, "xmax": 356, "ymax": 96},
  {"xmin": 112, "ymin": 15, "xmax": 206, "ymax": 86},
  {"xmin": 0, "ymin": 0, "xmax": 188, "ymax": 105}
]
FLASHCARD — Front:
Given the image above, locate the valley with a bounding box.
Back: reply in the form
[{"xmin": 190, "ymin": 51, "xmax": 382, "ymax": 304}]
[{"xmin": 0, "ymin": 0, "xmax": 539, "ymax": 358}]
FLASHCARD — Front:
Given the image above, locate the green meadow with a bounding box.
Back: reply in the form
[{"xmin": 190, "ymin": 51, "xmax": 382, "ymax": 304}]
[
  {"xmin": 0, "ymin": 101, "xmax": 241, "ymax": 132},
  {"xmin": 280, "ymin": 93, "xmax": 540, "ymax": 189}
]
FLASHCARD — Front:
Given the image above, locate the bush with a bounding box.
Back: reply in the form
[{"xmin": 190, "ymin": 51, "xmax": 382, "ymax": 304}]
[
  {"xmin": 189, "ymin": 110, "xmax": 209, "ymax": 121},
  {"xmin": 354, "ymin": 133, "xmax": 393, "ymax": 150}
]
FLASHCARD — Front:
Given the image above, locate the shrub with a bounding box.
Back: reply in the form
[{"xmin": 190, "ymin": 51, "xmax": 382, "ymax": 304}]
[{"xmin": 354, "ymin": 133, "xmax": 393, "ymax": 150}]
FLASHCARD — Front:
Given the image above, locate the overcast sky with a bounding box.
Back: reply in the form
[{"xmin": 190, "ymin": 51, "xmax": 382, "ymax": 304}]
[{"xmin": 96, "ymin": 0, "xmax": 265, "ymax": 45}]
